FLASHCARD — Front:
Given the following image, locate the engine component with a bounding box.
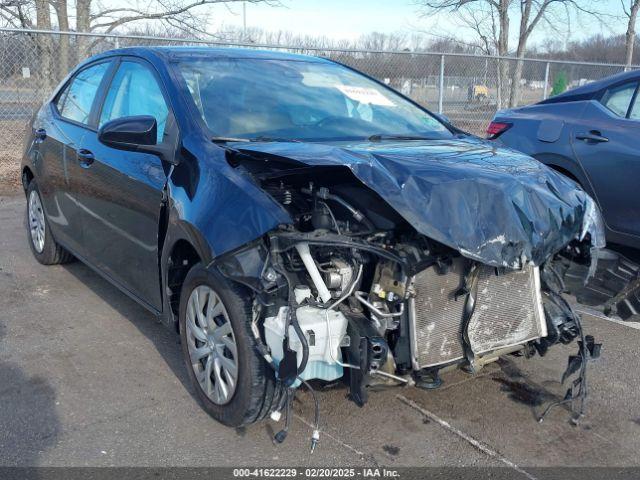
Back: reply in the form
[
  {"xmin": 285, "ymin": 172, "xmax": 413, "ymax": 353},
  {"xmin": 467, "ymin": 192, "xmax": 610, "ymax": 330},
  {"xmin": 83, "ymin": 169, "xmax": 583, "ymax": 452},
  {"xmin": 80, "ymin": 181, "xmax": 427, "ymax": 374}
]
[
  {"xmin": 409, "ymin": 258, "xmax": 468, "ymax": 369},
  {"xmin": 371, "ymin": 262, "xmax": 407, "ymax": 300},
  {"xmin": 294, "ymin": 285, "xmax": 312, "ymax": 305},
  {"xmin": 368, "ymin": 336, "xmax": 389, "ymax": 371},
  {"xmin": 295, "ymin": 242, "xmax": 332, "ymax": 302},
  {"xmin": 353, "ymin": 291, "xmax": 404, "ymax": 334},
  {"xmin": 409, "ymin": 260, "xmax": 547, "ymax": 369},
  {"xmin": 264, "ymin": 305, "xmax": 348, "ymax": 383},
  {"xmin": 466, "ymin": 265, "xmax": 546, "ymax": 355},
  {"xmin": 302, "ymin": 185, "xmax": 374, "ymax": 234},
  {"xmin": 322, "ymin": 258, "xmax": 353, "ymax": 297},
  {"xmin": 344, "ymin": 313, "xmax": 389, "ymax": 406}
]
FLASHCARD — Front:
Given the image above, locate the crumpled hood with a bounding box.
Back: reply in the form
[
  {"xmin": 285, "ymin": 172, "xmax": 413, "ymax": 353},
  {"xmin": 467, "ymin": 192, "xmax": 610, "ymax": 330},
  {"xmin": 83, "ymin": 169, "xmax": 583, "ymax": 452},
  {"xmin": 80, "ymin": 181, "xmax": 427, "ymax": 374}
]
[{"xmin": 235, "ymin": 136, "xmax": 604, "ymax": 268}]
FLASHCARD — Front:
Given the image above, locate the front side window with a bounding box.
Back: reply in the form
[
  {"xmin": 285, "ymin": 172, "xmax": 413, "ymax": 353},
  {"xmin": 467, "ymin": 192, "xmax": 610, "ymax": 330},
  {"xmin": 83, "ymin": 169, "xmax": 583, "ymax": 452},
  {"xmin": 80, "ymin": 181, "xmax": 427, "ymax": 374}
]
[
  {"xmin": 56, "ymin": 62, "xmax": 110, "ymax": 125},
  {"xmin": 176, "ymin": 57, "xmax": 451, "ymax": 142},
  {"xmin": 601, "ymin": 82, "xmax": 638, "ymax": 117},
  {"xmin": 99, "ymin": 61, "xmax": 169, "ymax": 143}
]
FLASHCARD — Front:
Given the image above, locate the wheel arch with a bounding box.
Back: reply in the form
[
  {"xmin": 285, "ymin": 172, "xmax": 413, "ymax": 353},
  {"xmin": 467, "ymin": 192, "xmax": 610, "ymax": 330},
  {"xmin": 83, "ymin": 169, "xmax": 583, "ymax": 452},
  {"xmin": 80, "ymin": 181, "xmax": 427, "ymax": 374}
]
[
  {"xmin": 532, "ymin": 152, "xmax": 593, "ymax": 194},
  {"xmin": 162, "ymin": 236, "xmax": 202, "ymax": 330},
  {"xmin": 21, "ymin": 165, "xmax": 34, "ymax": 192}
]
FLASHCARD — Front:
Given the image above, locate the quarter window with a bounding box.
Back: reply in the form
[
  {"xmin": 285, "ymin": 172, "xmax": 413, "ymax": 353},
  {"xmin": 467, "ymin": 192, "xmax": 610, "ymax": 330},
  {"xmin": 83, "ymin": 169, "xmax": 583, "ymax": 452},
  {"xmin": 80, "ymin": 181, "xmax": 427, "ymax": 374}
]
[
  {"xmin": 56, "ymin": 62, "xmax": 110, "ymax": 125},
  {"xmin": 601, "ymin": 82, "xmax": 638, "ymax": 117},
  {"xmin": 99, "ymin": 61, "xmax": 169, "ymax": 143}
]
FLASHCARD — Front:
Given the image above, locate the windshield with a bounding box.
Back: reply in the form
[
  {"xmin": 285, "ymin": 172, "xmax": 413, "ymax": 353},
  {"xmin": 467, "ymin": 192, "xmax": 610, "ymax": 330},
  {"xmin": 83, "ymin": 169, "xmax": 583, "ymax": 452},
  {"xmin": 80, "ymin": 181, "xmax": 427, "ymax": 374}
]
[{"xmin": 176, "ymin": 56, "xmax": 452, "ymax": 142}]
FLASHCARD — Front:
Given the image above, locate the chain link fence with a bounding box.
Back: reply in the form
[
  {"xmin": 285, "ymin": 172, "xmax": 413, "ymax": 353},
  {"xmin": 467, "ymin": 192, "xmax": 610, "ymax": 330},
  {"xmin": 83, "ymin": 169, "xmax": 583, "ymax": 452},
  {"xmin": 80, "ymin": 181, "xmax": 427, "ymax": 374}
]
[{"xmin": 0, "ymin": 27, "xmax": 634, "ymax": 189}]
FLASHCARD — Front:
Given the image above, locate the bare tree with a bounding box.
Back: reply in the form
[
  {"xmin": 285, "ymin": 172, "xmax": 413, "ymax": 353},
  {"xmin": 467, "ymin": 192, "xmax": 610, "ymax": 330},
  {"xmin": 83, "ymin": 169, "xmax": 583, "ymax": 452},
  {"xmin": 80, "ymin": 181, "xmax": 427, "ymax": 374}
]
[
  {"xmin": 623, "ymin": 0, "xmax": 640, "ymax": 67},
  {"xmin": 510, "ymin": 0, "xmax": 564, "ymax": 107},
  {"xmin": 51, "ymin": 0, "xmax": 69, "ymax": 73},
  {"xmin": 417, "ymin": 1, "xmax": 513, "ymax": 107},
  {"xmin": 0, "ymin": 0, "xmax": 280, "ymax": 84},
  {"xmin": 417, "ymin": 0, "xmax": 606, "ymax": 107}
]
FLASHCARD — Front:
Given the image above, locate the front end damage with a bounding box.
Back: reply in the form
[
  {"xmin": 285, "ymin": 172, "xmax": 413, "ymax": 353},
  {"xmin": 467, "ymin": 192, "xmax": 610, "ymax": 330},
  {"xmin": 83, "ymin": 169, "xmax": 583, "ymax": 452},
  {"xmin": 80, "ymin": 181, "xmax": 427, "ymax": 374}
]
[{"xmin": 212, "ymin": 139, "xmax": 606, "ymax": 445}]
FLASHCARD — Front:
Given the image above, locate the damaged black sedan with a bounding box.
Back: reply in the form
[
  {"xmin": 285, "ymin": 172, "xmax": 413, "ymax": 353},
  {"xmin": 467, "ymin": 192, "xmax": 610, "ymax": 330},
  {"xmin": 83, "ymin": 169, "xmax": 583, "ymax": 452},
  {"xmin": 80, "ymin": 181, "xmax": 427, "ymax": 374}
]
[{"xmin": 22, "ymin": 47, "xmax": 607, "ymax": 444}]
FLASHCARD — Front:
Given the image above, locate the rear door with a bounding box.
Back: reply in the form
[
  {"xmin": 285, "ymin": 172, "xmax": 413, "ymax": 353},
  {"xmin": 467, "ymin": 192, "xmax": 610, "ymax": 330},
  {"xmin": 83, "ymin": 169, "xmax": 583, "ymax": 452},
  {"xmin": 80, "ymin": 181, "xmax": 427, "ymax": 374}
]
[
  {"xmin": 73, "ymin": 57, "xmax": 173, "ymax": 310},
  {"xmin": 34, "ymin": 61, "xmax": 113, "ymax": 254},
  {"xmin": 571, "ymin": 80, "xmax": 640, "ymax": 238}
]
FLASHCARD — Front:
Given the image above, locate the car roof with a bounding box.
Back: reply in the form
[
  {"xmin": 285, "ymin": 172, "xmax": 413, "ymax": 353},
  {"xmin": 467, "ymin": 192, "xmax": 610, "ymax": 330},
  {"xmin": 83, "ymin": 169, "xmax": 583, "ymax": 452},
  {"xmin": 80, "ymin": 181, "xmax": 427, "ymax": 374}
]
[
  {"xmin": 538, "ymin": 68, "xmax": 640, "ymax": 104},
  {"xmin": 88, "ymin": 45, "xmax": 332, "ymax": 64}
]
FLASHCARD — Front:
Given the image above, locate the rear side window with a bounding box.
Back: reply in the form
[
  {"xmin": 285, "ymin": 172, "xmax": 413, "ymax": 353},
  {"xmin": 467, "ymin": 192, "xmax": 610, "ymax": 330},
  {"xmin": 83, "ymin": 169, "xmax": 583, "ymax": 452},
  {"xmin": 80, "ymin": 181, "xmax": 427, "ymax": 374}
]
[
  {"xmin": 600, "ymin": 82, "xmax": 638, "ymax": 117},
  {"xmin": 99, "ymin": 61, "xmax": 169, "ymax": 143},
  {"xmin": 55, "ymin": 62, "xmax": 110, "ymax": 125}
]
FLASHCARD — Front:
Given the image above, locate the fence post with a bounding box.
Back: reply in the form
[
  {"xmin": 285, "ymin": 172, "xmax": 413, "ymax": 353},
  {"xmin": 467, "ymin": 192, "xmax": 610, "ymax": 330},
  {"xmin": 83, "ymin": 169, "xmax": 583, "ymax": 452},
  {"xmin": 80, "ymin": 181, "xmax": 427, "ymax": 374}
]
[
  {"xmin": 438, "ymin": 54, "xmax": 445, "ymax": 114},
  {"xmin": 543, "ymin": 62, "xmax": 550, "ymax": 100}
]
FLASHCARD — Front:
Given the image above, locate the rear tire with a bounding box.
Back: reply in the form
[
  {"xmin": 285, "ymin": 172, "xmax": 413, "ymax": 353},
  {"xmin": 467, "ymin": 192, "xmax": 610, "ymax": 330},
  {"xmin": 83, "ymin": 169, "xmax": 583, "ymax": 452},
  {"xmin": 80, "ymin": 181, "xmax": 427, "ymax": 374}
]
[
  {"xmin": 178, "ymin": 264, "xmax": 281, "ymax": 427},
  {"xmin": 25, "ymin": 180, "xmax": 74, "ymax": 265}
]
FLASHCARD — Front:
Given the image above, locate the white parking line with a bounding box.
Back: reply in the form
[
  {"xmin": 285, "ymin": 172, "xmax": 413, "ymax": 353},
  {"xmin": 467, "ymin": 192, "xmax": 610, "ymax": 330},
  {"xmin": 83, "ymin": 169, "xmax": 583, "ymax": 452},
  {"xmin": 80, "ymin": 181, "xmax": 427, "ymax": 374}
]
[
  {"xmin": 396, "ymin": 394, "xmax": 537, "ymax": 480},
  {"xmin": 294, "ymin": 414, "xmax": 368, "ymax": 459}
]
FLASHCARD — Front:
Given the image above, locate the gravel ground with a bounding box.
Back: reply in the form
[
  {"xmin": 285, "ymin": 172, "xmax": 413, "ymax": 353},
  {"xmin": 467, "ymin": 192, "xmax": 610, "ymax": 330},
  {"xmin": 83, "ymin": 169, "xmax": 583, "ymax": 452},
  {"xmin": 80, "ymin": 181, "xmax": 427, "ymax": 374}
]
[{"xmin": 1, "ymin": 193, "xmax": 640, "ymax": 472}]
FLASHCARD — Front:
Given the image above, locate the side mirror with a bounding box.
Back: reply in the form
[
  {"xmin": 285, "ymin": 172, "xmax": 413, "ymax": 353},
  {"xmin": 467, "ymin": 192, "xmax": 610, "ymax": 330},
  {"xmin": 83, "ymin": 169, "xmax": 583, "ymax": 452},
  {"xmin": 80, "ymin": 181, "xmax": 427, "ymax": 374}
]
[
  {"xmin": 98, "ymin": 115, "xmax": 178, "ymax": 165},
  {"xmin": 98, "ymin": 115, "xmax": 157, "ymax": 149}
]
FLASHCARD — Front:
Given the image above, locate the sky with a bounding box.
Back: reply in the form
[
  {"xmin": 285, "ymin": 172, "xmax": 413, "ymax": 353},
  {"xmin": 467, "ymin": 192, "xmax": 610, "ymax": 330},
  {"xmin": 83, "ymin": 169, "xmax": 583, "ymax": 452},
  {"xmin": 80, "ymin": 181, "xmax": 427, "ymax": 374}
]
[{"xmin": 205, "ymin": 0, "xmax": 629, "ymax": 47}]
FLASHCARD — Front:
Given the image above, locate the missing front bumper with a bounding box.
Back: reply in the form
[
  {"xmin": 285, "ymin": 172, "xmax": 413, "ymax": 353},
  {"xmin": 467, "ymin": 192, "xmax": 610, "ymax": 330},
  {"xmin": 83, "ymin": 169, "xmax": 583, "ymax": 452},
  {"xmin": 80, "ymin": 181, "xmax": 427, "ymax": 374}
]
[{"xmin": 408, "ymin": 261, "xmax": 547, "ymax": 370}]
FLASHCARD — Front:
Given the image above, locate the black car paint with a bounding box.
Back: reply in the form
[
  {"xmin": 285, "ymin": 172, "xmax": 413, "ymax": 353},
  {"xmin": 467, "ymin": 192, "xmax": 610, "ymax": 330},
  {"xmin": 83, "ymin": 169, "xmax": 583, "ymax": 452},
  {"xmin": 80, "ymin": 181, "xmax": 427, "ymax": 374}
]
[{"xmin": 22, "ymin": 46, "xmax": 598, "ymax": 327}]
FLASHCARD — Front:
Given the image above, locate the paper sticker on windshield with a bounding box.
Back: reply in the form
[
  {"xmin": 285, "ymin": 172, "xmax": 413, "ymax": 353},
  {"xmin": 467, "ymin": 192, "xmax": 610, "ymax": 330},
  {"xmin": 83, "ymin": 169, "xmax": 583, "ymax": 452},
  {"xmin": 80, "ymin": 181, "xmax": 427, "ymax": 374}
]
[{"xmin": 335, "ymin": 85, "xmax": 395, "ymax": 106}]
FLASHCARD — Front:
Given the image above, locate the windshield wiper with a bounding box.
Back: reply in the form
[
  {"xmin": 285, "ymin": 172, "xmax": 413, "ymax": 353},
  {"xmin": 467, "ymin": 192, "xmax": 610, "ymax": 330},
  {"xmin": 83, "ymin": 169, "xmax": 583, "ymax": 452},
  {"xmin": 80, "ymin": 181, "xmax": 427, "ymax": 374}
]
[
  {"xmin": 212, "ymin": 136, "xmax": 251, "ymax": 143},
  {"xmin": 249, "ymin": 136, "xmax": 302, "ymax": 143},
  {"xmin": 367, "ymin": 133, "xmax": 432, "ymax": 142},
  {"xmin": 211, "ymin": 136, "xmax": 301, "ymax": 144}
]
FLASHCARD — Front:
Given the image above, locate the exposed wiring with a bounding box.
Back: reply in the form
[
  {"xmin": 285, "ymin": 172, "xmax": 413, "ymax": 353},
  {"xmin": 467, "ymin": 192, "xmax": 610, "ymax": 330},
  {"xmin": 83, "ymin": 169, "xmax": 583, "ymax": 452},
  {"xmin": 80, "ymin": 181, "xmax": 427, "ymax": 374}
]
[
  {"xmin": 537, "ymin": 295, "xmax": 589, "ymax": 423},
  {"xmin": 274, "ymin": 388, "xmax": 294, "ymax": 444},
  {"xmin": 272, "ymin": 262, "xmax": 310, "ymax": 377},
  {"xmin": 298, "ymin": 377, "xmax": 321, "ymax": 453},
  {"xmin": 271, "ymin": 232, "xmax": 408, "ymax": 273}
]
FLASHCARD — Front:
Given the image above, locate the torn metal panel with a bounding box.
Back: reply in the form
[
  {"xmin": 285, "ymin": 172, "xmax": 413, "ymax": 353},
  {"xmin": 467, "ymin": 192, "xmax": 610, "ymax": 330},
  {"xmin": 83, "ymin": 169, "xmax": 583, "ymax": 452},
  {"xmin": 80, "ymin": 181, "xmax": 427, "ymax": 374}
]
[{"xmin": 234, "ymin": 136, "xmax": 605, "ymax": 268}]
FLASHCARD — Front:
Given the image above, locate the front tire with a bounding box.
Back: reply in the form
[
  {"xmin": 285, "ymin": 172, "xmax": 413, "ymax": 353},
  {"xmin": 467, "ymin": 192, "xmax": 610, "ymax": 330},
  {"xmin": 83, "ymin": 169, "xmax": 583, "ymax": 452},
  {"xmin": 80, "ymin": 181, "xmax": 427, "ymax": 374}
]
[
  {"xmin": 178, "ymin": 264, "xmax": 280, "ymax": 427},
  {"xmin": 25, "ymin": 180, "xmax": 74, "ymax": 265}
]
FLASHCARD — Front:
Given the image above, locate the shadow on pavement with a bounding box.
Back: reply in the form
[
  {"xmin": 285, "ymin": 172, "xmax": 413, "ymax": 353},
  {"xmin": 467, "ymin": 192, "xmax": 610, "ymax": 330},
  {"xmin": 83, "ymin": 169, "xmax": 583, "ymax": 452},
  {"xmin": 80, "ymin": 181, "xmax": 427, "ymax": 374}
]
[
  {"xmin": 61, "ymin": 261, "xmax": 200, "ymax": 409},
  {"xmin": 0, "ymin": 320, "xmax": 61, "ymax": 466}
]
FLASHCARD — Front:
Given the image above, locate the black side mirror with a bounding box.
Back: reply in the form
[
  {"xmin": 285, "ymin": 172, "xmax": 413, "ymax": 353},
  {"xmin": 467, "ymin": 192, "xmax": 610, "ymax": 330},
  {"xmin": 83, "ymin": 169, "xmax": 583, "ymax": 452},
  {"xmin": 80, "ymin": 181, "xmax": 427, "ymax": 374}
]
[
  {"xmin": 98, "ymin": 115, "xmax": 157, "ymax": 148},
  {"xmin": 98, "ymin": 115, "xmax": 179, "ymax": 165}
]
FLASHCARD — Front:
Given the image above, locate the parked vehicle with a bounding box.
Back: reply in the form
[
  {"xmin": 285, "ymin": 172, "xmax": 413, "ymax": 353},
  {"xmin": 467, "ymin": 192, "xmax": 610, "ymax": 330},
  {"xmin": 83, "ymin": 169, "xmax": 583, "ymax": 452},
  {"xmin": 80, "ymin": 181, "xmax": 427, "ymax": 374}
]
[
  {"xmin": 488, "ymin": 70, "xmax": 640, "ymax": 318},
  {"xmin": 467, "ymin": 84, "xmax": 489, "ymax": 102},
  {"xmin": 22, "ymin": 47, "xmax": 607, "ymax": 441}
]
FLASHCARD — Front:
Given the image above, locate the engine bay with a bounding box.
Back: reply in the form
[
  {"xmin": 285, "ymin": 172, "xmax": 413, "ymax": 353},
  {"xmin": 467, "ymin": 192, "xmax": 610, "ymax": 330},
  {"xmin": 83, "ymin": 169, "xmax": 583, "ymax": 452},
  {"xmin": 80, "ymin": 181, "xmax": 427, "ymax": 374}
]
[{"xmin": 213, "ymin": 152, "xmax": 603, "ymax": 449}]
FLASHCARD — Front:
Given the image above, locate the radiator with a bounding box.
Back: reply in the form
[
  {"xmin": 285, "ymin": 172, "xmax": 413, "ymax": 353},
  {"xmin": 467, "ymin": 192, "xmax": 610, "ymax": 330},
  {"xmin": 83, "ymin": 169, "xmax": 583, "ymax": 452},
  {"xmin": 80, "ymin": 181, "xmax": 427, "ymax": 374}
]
[{"xmin": 409, "ymin": 261, "xmax": 546, "ymax": 369}]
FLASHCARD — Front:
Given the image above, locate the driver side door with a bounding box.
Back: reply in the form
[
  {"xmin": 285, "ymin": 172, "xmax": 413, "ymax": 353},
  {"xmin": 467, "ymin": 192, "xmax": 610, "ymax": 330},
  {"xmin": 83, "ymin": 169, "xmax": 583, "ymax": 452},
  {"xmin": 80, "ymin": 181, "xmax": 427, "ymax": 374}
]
[{"xmin": 74, "ymin": 57, "xmax": 175, "ymax": 311}]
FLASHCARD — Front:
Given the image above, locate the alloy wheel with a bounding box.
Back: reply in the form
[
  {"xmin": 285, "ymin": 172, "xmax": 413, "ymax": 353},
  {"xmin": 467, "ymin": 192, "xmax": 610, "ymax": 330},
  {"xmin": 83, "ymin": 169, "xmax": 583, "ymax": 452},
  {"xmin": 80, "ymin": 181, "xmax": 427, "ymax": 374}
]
[
  {"xmin": 185, "ymin": 285, "xmax": 239, "ymax": 405},
  {"xmin": 28, "ymin": 190, "xmax": 45, "ymax": 253}
]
